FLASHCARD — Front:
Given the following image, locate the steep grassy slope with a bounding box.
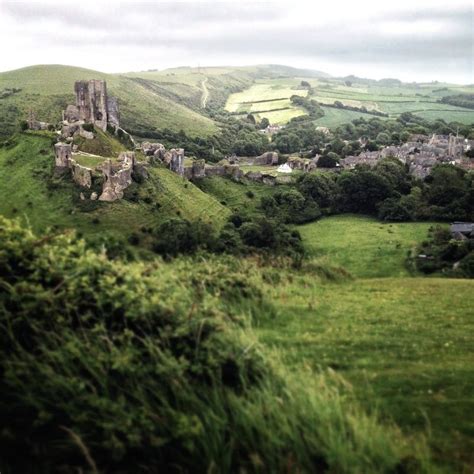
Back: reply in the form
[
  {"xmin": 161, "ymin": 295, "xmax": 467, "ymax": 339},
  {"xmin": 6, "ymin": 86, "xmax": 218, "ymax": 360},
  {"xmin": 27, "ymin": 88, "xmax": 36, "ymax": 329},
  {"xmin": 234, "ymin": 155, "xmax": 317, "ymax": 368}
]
[
  {"xmin": 0, "ymin": 65, "xmax": 217, "ymax": 138},
  {"xmin": 256, "ymin": 215, "xmax": 474, "ymax": 471},
  {"xmin": 195, "ymin": 175, "xmax": 292, "ymax": 214},
  {"xmin": 0, "ymin": 132, "xmax": 228, "ymax": 238}
]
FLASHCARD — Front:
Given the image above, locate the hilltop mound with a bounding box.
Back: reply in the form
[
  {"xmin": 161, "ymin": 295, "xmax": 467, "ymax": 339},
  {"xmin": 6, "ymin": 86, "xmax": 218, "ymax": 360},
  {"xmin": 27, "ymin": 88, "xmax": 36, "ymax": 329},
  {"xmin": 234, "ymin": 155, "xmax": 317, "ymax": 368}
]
[{"xmin": 0, "ymin": 132, "xmax": 228, "ymax": 240}]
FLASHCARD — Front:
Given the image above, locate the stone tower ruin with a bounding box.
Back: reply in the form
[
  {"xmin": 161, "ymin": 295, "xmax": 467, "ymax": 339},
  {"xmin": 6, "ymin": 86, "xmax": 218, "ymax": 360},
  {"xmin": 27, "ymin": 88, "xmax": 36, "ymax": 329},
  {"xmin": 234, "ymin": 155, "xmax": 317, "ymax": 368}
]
[{"xmin": 74, "ymin": 80, "xmax": 109, "ymax": 131}]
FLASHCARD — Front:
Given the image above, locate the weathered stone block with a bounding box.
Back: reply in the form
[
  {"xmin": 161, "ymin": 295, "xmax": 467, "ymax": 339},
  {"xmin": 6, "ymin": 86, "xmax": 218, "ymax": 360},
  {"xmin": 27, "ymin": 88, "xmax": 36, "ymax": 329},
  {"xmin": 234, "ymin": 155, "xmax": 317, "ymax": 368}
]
[{"xmin": 54, "ymin": 143, "xmax": 72, "ymax": 168}]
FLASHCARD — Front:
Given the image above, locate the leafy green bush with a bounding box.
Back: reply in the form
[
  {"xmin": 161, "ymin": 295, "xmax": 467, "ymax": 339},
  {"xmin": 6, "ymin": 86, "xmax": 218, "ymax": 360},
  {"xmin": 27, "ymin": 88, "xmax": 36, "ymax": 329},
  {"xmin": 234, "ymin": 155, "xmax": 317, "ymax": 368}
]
[
  {"xmin": 414, "ymin": 225, "xmax": 474, "ymax": 277},
  {"xmin": 260, "ymin": 189, "xmax": 321, "ymax": 224},
  {"xmin": 152, "ymin": 217, "xmax": 216, "ymax": 256}
]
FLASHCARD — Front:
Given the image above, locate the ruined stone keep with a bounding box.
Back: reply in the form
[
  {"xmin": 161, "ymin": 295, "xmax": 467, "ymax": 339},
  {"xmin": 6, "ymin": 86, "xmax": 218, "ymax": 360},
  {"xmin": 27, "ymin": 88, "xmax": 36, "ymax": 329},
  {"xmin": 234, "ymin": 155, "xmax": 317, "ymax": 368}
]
[{"xmin": 74, "ymin": 80, "xmax": 119, "ymax": 131}]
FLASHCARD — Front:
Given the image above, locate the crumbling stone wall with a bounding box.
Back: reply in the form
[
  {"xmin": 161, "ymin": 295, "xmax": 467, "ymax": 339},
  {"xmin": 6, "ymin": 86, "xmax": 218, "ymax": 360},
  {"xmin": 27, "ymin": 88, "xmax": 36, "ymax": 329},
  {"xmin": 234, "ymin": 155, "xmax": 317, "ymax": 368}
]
[
  {"xmin": 170, "ymin": 148, "xmax": 185, "ymax": 176},
  {"xmin": 106, "ymin": 96, "xmax": 120, "ymax": 127},
  {"xmin": 70, "ymin": 159, "xmax": 93, "ymax": 188},
  {"xmin": 99, "ymin": 153, "xmax": 135, "ymax": 202},
  {"xmin": 27, "ymin": 110, "xmax": 50, "ymax": 131}
]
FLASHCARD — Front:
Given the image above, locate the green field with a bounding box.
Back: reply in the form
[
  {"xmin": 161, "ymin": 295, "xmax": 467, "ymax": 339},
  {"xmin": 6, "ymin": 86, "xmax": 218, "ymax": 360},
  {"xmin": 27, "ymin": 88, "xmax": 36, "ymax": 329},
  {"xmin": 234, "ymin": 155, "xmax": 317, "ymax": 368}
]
[
  {"xmin": 299, "ymin": 215, "xmax": 438, "ymax": 278},
  {"xmin": 255, "ymin": 215, "xmax": 474, "ymax": 471},
  {"xmin": 225, "ymin": 79, "xmax": 309, "ymax": 124}
]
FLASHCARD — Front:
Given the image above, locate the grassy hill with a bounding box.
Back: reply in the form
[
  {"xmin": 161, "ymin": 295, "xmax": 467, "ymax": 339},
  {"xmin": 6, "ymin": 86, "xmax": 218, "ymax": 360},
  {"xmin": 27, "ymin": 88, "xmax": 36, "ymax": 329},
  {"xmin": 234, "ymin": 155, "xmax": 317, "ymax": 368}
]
[
  {"xmin": 255, "ymin": 215, "xmax": 474, "ymax": 471},
  {"xmin": 0, "ymin": 63, "xmax": 333, "ymax": 140},
  {"xmin": 3, "ymin": 64, "xmax": 471, "ymax": 139},
  {"xmin": 0, "ymin": 132, "xmax": 229, "ymax": 240},
  {"xmin": 0, "ymin": 64, "xmax": 217, "ymax": 139}
]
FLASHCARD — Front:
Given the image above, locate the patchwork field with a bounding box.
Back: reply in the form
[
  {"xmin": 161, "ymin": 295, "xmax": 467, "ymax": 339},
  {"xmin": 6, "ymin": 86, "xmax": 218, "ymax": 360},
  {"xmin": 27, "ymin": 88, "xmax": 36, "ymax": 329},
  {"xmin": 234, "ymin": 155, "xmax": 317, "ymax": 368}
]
[
  {"xmin": 226, "ymin": 77, "xmax": 474, "ymax": 128},
  {"xmin": 256, "ymin": 215, "xmax": 474, "ymax": 471},
  {"xmin": 225, "ymin": 79, "xmax": 309, "ymax": 124}
]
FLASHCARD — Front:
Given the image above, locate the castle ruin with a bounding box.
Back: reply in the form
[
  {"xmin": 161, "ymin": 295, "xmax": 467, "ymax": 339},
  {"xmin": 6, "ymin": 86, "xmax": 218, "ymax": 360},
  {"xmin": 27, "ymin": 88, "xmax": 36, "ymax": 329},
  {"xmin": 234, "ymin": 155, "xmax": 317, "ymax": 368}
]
[{"xmin": 63, "ymin": 79, "xmax": 120, "ymax": 132}]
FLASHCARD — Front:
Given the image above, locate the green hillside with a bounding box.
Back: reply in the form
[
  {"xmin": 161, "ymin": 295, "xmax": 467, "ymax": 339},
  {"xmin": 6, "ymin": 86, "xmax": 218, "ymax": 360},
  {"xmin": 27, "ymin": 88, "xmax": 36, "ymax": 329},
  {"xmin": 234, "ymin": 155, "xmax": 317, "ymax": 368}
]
[
  {"xmin": 0, "ymin": 132, "xmax": 228, "ymax": 239},
  {"xmin": 0, "ymin": 64, "xmax": 217, "ymax": 138}
]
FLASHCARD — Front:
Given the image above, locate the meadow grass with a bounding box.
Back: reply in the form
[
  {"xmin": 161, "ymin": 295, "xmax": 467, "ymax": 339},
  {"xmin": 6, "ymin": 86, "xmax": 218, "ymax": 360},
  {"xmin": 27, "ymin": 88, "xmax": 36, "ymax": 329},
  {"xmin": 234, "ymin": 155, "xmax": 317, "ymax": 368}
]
[
  {"xmin": 298, "ymin": 215, "xmax": 438, "ymax": 278},
  {"xmin": 314, "ymin": 107, "xmax": 389, "ymax": 128},
  {"xmin": 253, "ymin": 215, "xmax": 474, "ymax": 471},
  {"xmin": 225, "ymin": 80, "xmax": 308, "ymax": 124},
  {"xmin": 257, "ymin": 275, "xmax": 474, "ymax": 472}
]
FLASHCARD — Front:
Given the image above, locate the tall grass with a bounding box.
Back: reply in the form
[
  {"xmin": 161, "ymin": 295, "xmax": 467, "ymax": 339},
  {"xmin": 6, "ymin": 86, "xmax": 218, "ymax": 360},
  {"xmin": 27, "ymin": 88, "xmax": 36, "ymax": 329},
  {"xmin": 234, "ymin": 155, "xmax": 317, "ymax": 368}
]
[{"xmin": 0, "ymin": 216, "xmax": 437, "ymax": 473}]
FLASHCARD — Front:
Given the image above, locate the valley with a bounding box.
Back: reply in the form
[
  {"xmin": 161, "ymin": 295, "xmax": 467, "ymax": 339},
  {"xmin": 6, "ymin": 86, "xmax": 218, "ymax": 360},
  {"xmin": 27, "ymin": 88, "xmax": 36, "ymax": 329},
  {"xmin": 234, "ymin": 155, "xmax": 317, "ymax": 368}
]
[{"xmin": 0, "ymin": 62, "xmax": 472, "ymax": 474}]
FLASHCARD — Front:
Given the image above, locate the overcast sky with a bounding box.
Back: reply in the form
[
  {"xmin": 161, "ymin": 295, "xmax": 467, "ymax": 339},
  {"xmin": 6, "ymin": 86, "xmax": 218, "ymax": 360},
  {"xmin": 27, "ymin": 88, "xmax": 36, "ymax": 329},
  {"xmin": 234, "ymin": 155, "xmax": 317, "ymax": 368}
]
[{"xmin": 1, "ymin": 0, "xmax": 472, "ymax": 83}]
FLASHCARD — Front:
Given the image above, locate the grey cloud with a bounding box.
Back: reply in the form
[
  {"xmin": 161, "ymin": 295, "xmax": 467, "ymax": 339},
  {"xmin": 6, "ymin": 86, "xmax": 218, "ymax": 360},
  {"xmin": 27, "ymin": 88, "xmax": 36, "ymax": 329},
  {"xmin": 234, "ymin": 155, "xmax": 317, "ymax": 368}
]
[
  {"xmin": 0, "ymin": 1, "xmax": 471, "ymax": 81},
  {"xmin": 1, "ymin": 2, "xmax": 281, "ymax": 30}
]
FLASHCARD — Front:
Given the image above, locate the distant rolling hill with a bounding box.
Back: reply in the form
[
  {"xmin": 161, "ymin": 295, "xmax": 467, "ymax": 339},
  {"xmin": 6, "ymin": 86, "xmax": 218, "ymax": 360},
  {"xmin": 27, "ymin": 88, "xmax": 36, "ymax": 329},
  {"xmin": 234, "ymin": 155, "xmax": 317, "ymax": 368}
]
[
  {"xmin": 0, "ymin": 65, "xmax": 218, "ymax": 139},
  {"xmin": 0, "ymin": 64, "xmax": 332, "ymax": 139},
  {"xmin": 225, "ymin": 74, "xmax": 474, "ymax": 127},
  {"xmin": 2, "ymin": 63, "xmax": 473, "ymax": 139}
]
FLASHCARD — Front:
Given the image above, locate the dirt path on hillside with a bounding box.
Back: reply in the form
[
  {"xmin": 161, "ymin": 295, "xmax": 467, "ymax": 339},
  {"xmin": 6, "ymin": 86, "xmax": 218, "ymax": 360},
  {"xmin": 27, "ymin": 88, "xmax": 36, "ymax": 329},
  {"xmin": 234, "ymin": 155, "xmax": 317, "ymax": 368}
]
[{"xmin": 200, "ymin": 77, "xmax": 209, "ymax": 108}]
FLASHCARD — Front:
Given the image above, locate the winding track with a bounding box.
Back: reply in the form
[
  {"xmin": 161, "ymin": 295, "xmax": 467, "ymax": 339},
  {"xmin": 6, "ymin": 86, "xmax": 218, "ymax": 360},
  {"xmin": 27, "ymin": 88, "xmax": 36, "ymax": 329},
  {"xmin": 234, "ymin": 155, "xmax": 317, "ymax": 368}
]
[{"xmin": 200, "ymin": 77, "xmax": 209, "ymax": 108}]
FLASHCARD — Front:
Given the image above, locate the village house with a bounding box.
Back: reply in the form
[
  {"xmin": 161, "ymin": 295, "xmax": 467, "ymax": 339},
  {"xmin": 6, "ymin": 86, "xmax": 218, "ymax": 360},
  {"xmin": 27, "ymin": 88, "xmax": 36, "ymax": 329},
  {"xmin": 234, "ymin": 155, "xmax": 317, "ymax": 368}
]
[{"xmin": 450, "ymin": 222, "xmax": 474, "ymax": 240}]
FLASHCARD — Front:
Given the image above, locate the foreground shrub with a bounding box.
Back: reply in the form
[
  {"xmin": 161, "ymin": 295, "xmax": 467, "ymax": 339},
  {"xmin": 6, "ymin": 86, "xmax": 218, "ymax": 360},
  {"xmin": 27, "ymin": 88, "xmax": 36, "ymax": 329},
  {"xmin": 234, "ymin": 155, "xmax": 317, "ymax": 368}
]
[{"xmin": 0, "ymin": 217, "xmax": 436, "ymax": 473}]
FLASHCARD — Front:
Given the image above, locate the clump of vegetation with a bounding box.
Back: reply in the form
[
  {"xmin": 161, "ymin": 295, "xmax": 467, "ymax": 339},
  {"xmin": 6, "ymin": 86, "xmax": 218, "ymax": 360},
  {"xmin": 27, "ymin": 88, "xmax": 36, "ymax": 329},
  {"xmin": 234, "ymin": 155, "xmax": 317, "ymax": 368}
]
[
  {"xmin": 0, "ymin": 216, "xmax": 436, "ymax": 473},
  {"xmin": 290, "ymin": 94, "xmax": 325, "ymax": 119},
  {"xmin": 415, "ymin": 225, "xmax": 474, "ymax": 276},
  {"xmin": 81, "ymin": 122, "xmax": 95, "ymax": 132},
  {"xmin": 260, "ymin": 188, "xmax": 321, "ymax": 224},
  {"xmin": 151, "ymin": 213, "xmax": 304, "ymax": 262},
  {"xmin": 323, "ymin": 100, "xmax": 389, "ymax": 117}
]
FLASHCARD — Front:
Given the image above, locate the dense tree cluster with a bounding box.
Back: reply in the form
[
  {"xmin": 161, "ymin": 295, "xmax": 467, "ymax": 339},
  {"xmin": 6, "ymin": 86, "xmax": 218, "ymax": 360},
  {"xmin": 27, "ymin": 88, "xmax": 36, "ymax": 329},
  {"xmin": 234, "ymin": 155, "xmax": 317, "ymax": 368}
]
[
  {"xmin": 439, "ymin": 93, "xmax": 474, "ymax": 110},
  {"xmin": 322, "ymin": 100, "xmax": 389, "ymax": 117},
  {"xmin": 293, "ymin": 158, "xmax": 473, "ymax": 222},
  {"xmin": 289, "ymin": 95, "xmax": 325, "ymax": 119},
  {"xmin": 150, "ymin": 214, "xmax": 304, "ymax": 260}
]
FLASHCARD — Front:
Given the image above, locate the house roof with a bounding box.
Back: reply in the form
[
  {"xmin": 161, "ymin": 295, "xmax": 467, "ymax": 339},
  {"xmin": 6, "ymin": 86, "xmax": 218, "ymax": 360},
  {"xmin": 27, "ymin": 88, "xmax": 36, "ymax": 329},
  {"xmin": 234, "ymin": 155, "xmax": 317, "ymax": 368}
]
[{"xmin": 450, "ymin": 222, "xmax": 474, "ymax": 234}]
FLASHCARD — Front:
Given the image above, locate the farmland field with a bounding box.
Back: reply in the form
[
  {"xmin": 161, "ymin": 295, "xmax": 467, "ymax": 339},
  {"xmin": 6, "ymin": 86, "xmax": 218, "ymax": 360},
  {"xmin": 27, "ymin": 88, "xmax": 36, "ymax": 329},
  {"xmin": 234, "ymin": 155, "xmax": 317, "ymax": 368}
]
[
  {"xmin": 256, "ymin": 215, "xmax": 474, "ymax": 471},
  {"xmin": 225, "ymin": 80, "xmax": 309, "ymax": 124},
  {"xmin": 226, "ymin": 77, "xmax": 474, "ymax": 128}
]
